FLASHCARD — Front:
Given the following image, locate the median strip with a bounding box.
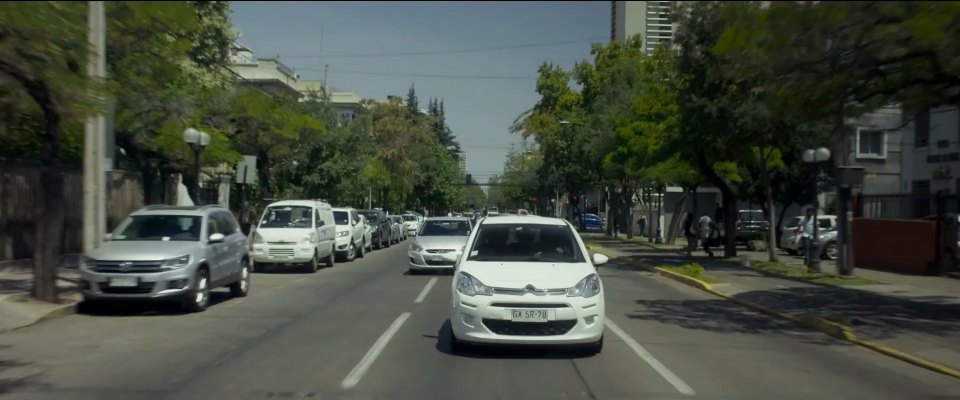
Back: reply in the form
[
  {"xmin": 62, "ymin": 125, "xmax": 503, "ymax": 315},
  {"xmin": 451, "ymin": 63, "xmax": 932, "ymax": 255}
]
[{"xmin": 620, "ymin": 257, "xmax": 960, "ymax": 381}]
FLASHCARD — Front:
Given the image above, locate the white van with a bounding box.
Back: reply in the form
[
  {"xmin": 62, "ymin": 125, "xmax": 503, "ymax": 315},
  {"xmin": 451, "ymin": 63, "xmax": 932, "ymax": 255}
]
[{"xmin": 251, "ymin": 200, "xmax": 336, "ymax": 273}]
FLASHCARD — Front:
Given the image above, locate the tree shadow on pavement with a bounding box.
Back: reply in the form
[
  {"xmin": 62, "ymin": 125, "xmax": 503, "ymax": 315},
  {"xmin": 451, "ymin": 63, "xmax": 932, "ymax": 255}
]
[
  {"xmin": 433, "ymin": 320, "xmax": 594, "ymax": 359},
  {"xmin": 0, "ymin": 346, "xmax": 49, "ymax": 395},
  {"xmin": 626, "ymin": 298, "xmax": 839, "ymax": 346}
]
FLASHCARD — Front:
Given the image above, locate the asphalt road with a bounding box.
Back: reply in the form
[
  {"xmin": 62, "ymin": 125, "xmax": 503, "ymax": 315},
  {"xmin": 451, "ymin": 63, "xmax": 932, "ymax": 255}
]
[{"xmin": 1, "ymin": 238, "xmax": 959, "ymax": 400}]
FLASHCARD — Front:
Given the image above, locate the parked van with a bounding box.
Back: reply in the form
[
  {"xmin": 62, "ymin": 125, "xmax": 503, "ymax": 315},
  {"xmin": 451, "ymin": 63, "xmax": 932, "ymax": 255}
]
[{"xmin": 251, "ymin": 200, "xmax": 336, "ymax": 273}]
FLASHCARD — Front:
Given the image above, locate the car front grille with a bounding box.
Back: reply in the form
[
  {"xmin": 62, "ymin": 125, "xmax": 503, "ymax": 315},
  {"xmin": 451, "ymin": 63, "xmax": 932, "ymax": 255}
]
[
  {"xmin": 93, "ymin": 261, "xmax": 163, "ymax": 273},
  {"xmin": 426, "ymin": 249, "xmax": 456, "ymax": 254},
  {"xmin": 269, "ymin": 249, "xmax": 295, "ymax": 257},
  {"xmin": 491, "ymin": 287, "xmax": 567, "ymax": 296},
  {"xmin": 100, "ymin": 282, "xmax": 155, "ymax": 294},
  {"xmin": 425, "ymin": 260, "xmax": 454, "ymax": 266},
  {"xmin": 490, "ymin": 303, "xmax": 569, "ymax": 309},
  {"xmin": 482, "ymin": 319, "xmax": 577, "ymax": 336}
]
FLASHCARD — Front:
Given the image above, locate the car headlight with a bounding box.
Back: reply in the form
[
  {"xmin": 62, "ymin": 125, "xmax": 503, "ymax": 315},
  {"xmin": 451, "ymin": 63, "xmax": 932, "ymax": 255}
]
[
  {"xmin": 456, "ymin": 272, "xmax": 492, "ymax": 297},
  {"xmin": 566, "ymin": 274, "xmax": 601, "ymax": 298},
  {"xmin": 161, "ymin": 255, "xmax": 191, "ymax": 270},
  {"xmin": 301, "ymin": 232, "xmax": 318, "ymax": 244},
  {"xmin": 253, "ymin": 232, "xmax": 264, "ymax": 244},
  {"xmin": 337, "ymin": 231, "xmax": 349, "ymax": 237},
  {"xmin": 410, "ymin": 243, "xmax": 424, "ymax": 252}
]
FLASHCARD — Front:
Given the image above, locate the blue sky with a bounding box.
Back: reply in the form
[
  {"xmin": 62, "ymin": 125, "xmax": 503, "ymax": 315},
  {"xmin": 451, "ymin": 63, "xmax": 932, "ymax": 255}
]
[{"xmin": 230, "ymin": 1, "xmax": 609, "ymax": 183}]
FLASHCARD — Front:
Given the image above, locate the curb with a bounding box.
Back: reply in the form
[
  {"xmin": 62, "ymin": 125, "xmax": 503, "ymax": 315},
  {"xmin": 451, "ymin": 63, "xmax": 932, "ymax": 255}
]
[{"xmin": 618, "ymin": 256, "xmax": 960, "ymax": 381}]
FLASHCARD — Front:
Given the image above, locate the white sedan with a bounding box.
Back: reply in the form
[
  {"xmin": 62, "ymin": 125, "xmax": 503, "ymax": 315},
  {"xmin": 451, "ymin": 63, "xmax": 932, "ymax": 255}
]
[{"xmin": 446, "ymin": 215, "xmax": 608, "ymax": 354}]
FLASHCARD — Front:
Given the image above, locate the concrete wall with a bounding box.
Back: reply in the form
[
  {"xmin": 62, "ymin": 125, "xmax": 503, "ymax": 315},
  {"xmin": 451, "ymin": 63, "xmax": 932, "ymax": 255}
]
[
  {"xmin": 852, "ymin": 218, "xmax": 937, "ymax": 275},
  {"xmin": 845, "ymin": 106, "xmax": 904, "ymax": 195}
]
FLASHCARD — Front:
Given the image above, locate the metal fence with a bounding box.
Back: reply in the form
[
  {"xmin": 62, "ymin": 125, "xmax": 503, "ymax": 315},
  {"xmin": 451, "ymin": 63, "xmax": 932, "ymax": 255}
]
[
  {"xmin": 0, "ymin": 162, "xmax": 147, "ymax": 261},
  {"xmin": 856, "ymin": 193, "xmax": 959, "ymax": 220}
]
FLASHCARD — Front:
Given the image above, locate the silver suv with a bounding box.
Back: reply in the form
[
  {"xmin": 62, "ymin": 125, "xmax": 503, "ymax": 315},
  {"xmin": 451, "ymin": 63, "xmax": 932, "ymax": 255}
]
[{"xmin": 79, "ymin": 205, "xmax": 250, "ymax": 312}]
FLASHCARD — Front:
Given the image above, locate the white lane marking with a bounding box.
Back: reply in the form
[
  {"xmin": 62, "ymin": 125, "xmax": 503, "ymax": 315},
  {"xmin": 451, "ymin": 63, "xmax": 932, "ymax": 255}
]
[
  {"xmin": 605, "ymin": 318, "xmax": 696, "ymax": 396},
  {"xmin": 414, "ymin": 277, "xmax": 438, "ymax": 303},
  {"xmin": 340, "ymin": 312, "xmax": 412, "ymax": 390}
]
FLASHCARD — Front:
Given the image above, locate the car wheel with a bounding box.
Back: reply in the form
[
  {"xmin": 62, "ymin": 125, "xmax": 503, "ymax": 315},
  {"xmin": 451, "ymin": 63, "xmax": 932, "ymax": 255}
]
[
  {"xmin": 822, "ymin": 241, "xmax": 839, "ymax": 260},
  {"xmin": 385, "ymin": 235, "xmax": 392, "ymax": 248},
  {"xmin": 357, "ymin": 239, "xmax": 366, "ymax": 258},
  {"xmin": 229, "ymin": 260, "xmax": 250, "ymax": 297},
  {"xmin": 305, "ymin": 251, "xmax": 319, "ymax": 273},
  {"xmin": 325, "ymin": 246, "xmax": 336, "ymax": 268},
  {"xmin": 183, "ymin": 269, "xmax": 210, "ymax": 313},
  {"xmin": 347, "ymin": 242, "xmax": 357, "ymax": 261}
]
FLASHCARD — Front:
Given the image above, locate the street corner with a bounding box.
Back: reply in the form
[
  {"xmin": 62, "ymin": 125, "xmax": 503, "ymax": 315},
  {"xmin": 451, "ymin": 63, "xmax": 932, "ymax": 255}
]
[{"xmin": 0, "ymin": 291, "xmax": 80, "ymax": 334}]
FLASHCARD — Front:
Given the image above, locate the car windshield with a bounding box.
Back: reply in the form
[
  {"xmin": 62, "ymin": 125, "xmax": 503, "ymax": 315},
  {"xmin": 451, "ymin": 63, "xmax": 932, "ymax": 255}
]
[
  {"xmin": 334, "ymin": 211, "xmax": 350, "ymax": 225},
  {"xmin": 260, "ymin": 206, "xmax": 313, "ymax": 228},
  {"xmin": 361, "ymin": 212, "xmax": 380, "ymax": 223},
  {"xmin": 419, "ymin": 220, "xmax": 471, "ymax": 236},
  {"xmin": 111, "ymin": 215, "xmax": 202, "ymax": 241},
  {"xmin": 467, "ymin": 223, "xmax": 584, "ymax": 263},
  {"xmin": 739, "ymin": 211, "xmax": 765, "ymax": 221},
  {"xmin": 403, "ymin": 215, "xmax": 418, "ymax": 222}
]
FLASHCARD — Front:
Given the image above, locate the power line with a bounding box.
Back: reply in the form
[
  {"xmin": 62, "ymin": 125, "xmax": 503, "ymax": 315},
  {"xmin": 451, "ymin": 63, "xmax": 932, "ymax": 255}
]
[
  {"xmin": 297, "ymin": 68, "xmax": 535, "ymax": 81},
  {"xmin": 279, "ymin": 37, "xmax": 606, "ymax": 59}
]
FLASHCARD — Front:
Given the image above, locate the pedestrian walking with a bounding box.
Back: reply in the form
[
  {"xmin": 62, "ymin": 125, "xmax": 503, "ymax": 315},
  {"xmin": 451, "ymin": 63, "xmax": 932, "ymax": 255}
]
[
  {"xmin": 799, "ymin": 208, "xmax": 820, "ymax": 271},
  {"xmin": 637, "ymin": 215, "xmax": 647, "ymax": 238},
  {"xmin": 236, "ymin": 201, "xmax": 257, "ymax": 236},
  {"xmin": 683, "ymin": 212, "xmax": 698, "ymax": 256},
  {"xmin": 699, "ymin": 212, "xmax": 714, "ymax": 258}
]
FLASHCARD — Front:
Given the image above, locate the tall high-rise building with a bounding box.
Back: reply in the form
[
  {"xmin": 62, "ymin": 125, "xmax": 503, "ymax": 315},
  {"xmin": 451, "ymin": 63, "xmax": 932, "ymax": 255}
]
[
  {"xmin": 457, "ymin": 152, "xmax": 467, "ymax": 177},
  {"xmin": 611, "ymin": 1, "xmax": 677, "ymax": 53}
]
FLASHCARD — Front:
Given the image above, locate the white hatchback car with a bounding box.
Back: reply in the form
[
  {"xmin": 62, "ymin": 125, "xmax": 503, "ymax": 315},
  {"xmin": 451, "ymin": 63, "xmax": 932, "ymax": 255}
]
[{"xmin": 447, "ymin": 215, "xmax": 608, "ymax": 354}]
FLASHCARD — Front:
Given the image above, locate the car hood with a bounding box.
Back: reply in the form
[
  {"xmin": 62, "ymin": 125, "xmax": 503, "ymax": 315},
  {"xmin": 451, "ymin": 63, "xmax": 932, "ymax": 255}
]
[
  {"xmin": 415, "ymin": 235, "xmax": 468, "ymax": 250},
  {"xmin": 87, "ymin": 240, "xmax": 200, "ymax": 261},
  {"xmin": 257, "ymin": 228, "xmax": 311, "ymax": 243},
  {"xmin": 460, "ymin": 262, "xmax": 593, "ymax": 289}
]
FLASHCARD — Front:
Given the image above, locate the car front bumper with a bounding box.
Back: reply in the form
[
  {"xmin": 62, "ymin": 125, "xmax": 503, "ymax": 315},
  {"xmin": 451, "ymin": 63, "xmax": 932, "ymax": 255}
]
[
  {"xmin": 80, "ymin": 268, "xmax": 196, "ymax": 301},
  {"xmin": 408, "ymin": 250, "xmax": 458, "ymax": 271},
  {"xmin": 450, "ymin": 292, "xmax": 605, "ymax": 345},
  {"xmin": 335, "ymin": 236, "xmax": 352, "ymax": 253},
  {"xmin": 251, "ymin": 243, "xmax": 316, "ymax": 263}
]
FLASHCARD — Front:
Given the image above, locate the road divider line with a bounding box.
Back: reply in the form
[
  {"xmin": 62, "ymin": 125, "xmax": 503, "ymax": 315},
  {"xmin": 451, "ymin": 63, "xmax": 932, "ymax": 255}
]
[
  {"xmin": 340, "ymin": 312, "xmax": 412, "ymax": 390},
  {"xmin": 606, "ymin": 318, "xmax": 696, "ymax": 396},
  {"xmin": 414, "ymin": 278, "xmax": 438, "ymax": 303}
]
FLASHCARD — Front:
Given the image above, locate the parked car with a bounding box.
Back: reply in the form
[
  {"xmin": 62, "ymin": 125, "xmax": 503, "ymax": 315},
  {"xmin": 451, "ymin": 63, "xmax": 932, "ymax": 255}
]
[
  {"xmin": 582, "ymin": 213, "xmax": 604, "ymax": 231},
  {"xmin": 487, "ymin": 207, "xmax": 500, "ymax": 216},
  {"xmin": 251, "ymin": 200, "xmax": 337, "ymax": 273},
  {"xmin": 448, "ymin": 215, "xmax": 608, "ymax": 354},
  {"xmin": 735, "ymin": 209, "xmax": 770, "ymax": 242},
  {"xmin": 333, "ymin": 207, "xmax": 368, "ymax": 262},
  {"xmin": 389, "ymin": 215, "xmax": 407, "ymax": 242},
  {"xmin": 779, "ymin": 214, "xmax": 838, "ymax": 255},
  {"xmin": 80, "ymin": 205, "xmax": 250, "ymax": 312},
  {"xmin": 408, "ymin": 217, "xmax": 473, "ymax": 274},
  {"xmin": 518, "ymin": 209, "xmax": 530, "ymax": 216},
  {"xmin": 359, "ymin": 209, "xmax": 392, "ymax": 249}
]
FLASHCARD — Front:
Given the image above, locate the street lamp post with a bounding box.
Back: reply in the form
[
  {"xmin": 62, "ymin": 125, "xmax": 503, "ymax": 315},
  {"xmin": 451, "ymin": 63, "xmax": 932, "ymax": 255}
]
[
  {"xmin": 183, "ymin": 128, "xmax": 210, "ymax": 205},
  {"xmin": 802, "ymin": 147, "xmax": 831, "ymax": 272}
]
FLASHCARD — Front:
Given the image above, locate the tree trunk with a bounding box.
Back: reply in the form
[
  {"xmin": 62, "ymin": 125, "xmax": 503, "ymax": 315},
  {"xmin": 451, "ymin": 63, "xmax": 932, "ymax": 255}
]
[
  {"xmin": 764, "ymin": 181, "xmax": 778, "ymax": 262},
  {"xmin": 257, "ymin": 149, "xmax": 270, "ymax": 202},
  {"xmin": 624, "ymin": 185, "xmax": 634, "ymax": 239},
  {"xmin": 775, "ymin": 201, "xmax": 793, "ymax": 250},
  {"xmin": 696, "ymin": 149, "xmax": 737, "ymax": 257},
  {"xmin": 666, "ymin": 187, "xmax": 691, "ymax": 245}
]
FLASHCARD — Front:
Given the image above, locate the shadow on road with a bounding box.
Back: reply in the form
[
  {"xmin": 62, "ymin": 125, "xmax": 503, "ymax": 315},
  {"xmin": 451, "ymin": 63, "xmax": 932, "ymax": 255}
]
[
  {"xmin": 0, "ymin": 345, "xmax": 48, "ymax": 395},
  {"xmin": 433, "ymin": 320, "xmax": 595, "ymax": 359},
  {"xmin": 76, "ymin": 290, "xmax": 234, "ymax": 317}
]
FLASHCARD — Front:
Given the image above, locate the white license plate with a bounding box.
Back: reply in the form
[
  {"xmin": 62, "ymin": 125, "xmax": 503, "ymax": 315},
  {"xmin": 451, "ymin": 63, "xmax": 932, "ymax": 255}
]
[
  {"xmin": 426, "ymin": 254, "xmax": 442, "ymax": 261},
  {"xmin": 108, "ymin": 277, "xmax": 138, "ymax": 287},
  {"xmin": 510, "ymin": 309, "xmax": 553, "ymax": 322}
]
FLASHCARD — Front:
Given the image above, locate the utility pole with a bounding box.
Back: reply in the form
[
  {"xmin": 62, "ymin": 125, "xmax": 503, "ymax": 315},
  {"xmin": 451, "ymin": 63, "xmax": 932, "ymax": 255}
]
[
  {"xmin": 324, "ymin": 64, "xmax": 329, "ymax": 97},
  {"xmin": 83, "ymin": 1, "xmax": 106, "ymax": 253}
]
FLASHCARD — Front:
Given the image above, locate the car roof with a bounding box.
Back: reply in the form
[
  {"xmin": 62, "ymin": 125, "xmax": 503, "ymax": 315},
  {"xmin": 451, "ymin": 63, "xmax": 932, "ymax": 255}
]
[
  {"xmin": 332, "ymin": 207, "xmax": 355, "ymax": 212},
  {"xmin": 424, "ymin": 217, "xmax": 472, "ymax": 222},
  {"xmin": 132, "ymin": 205, "xmax": 223, "ymax": 216},
  {"xmin": 266, "ymin": 200, "xmax": 330, "ymax": 208},
  {"xmin": 479, "ymin": 215, "xmax": 568, "ymax": 226}
]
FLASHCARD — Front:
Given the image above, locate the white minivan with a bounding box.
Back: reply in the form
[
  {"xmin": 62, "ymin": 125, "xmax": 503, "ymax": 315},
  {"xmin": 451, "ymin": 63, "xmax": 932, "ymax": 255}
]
[{"xmin": 251, "ymin": 200, "xmax": 336, "ymax": 273}]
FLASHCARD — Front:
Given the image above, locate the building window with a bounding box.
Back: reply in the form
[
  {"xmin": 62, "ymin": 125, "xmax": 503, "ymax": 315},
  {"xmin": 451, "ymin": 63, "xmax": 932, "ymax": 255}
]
[
  {"xmin": 915, "ymin": 108, "xmax": 930, "ymax": 147},
  {"xmin": 856, "ymin": 127, "xmax": 886, "ymax": 159}
]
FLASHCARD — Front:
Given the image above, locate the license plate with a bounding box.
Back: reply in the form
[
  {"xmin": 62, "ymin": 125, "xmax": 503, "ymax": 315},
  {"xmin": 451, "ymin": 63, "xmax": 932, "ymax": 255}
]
[
  {"xmin": 510, "ymin": 309, "xmax": 551, "ymax": 322},
  {"xmin": 426, "ymin": 255, "xmax": 441, "ymax": 261},
  {"xmin": 108, "ymin": 277, "xmax": 138, "ymax": 287}
]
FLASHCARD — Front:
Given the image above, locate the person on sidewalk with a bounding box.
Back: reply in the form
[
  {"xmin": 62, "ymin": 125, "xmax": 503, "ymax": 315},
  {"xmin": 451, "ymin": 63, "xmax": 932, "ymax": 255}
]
[
  {"xmin": 699, "ymin": 212, "xmax": 715, "ymax": 258},
  {"xmin": 799, "ymin": 208, "xmax": 820, "ymax": 272},
  {"xmin": 637, "ymin": 215, "xmax": 647, "ymax": 239},
  {"xmin": 683, "ymin": 212, "xmax": 698, "ymax": 256}
]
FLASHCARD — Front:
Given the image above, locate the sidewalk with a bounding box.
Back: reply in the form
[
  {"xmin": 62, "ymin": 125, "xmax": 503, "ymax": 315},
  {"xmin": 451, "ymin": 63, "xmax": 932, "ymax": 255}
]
[
  {"xmin": 0, "ymin": 265, "xmax": 81, "ymax": 333},
  {"xmin": 587, "ymin": 234, "xmax": 960, "ymax": 374}
]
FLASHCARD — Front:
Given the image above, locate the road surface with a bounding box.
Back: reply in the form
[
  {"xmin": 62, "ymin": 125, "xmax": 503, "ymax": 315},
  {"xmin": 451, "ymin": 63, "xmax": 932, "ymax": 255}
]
[{"xmin": 0, "ymin": 241, "xmax": 958, "ymax": 399}]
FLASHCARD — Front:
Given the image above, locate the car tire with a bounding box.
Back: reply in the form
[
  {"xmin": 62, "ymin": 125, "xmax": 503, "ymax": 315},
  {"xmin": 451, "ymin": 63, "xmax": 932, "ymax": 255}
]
[
  {"xmin": 357, "ymin": 239, "xmax": 366, "ymax": 258},
  {"xmin": 229, "ymin": 260, "xmax": 250, "ymax": 297},
  {"xmin": 822, "ymin": 241, "xmax": 839, "ymax": 260},
  {"xmin": 183, "ymin": 269, "xmax": 210, "ymax": 313},
  {"xmin": 385, "ymin": 235, "xmax": 392, "ymax": 248},
  {"xmin": 305, "ymin": 252, "xmax": 319, "ymax": 273},
  {"xmin": 325, "ymin": 247, "xmax": 336, "ymax": 268},
  {"xmin": 346, "ymin": 242, "xmax": 357, "ymax": 262}
]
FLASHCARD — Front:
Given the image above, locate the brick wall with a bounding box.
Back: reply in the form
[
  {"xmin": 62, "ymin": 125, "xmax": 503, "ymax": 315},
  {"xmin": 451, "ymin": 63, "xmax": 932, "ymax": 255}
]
[{"xmin": 852, "ymin": 218, "xmax": 937, "ymax": 275}]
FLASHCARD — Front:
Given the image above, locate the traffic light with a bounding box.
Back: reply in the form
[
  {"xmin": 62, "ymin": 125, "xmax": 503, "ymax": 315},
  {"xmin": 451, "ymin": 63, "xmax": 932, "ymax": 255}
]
[{"xmin": 570, "ymin": 194, "xmax": 579, "ymax": 205}]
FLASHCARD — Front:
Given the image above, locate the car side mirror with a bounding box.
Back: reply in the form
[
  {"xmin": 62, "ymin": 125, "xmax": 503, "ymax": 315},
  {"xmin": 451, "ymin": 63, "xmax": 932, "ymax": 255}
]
[
  {"xmin": 592, "ymin": 253, "xmax": 609, "ymax": 267},
  {"xmin": 103, "ymin": 233, "xmax": 112, "ymax": 241},
  {"xmin": 317, "ymin": 220, "xmax": 325, "ymax": 227},
  {"xmin": 208, "ymin": 233, "xmax": 225, "ymax": 243}
]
